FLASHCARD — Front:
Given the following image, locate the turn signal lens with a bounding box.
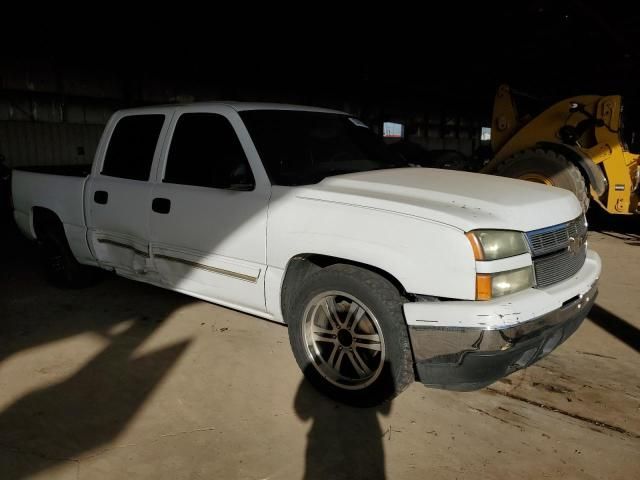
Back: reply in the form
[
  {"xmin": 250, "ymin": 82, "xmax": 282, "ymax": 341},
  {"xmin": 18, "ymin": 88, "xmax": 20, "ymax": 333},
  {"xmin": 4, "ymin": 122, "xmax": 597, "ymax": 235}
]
[
  {"xmin": 476, "ymin": 274, "xmax": 492, "ymax": 300},
  {"xmin": 465, "ymin": 232, "xmax": 484, "ymax": 260}
]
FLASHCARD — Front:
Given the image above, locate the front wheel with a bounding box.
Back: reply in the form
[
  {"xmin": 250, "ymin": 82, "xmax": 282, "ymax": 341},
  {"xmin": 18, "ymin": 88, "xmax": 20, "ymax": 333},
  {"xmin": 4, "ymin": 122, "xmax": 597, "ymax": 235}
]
[{"xmin": 287, "ymin": 264, "xmax": 415, "ymax": 406}]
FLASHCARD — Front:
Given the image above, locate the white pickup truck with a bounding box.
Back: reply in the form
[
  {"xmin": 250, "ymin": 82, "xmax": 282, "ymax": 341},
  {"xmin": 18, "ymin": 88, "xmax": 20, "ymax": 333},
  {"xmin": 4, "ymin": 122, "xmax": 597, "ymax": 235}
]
[{"xmin": 12, "ymin": 102, "xmax": 601, "ymax": 405}]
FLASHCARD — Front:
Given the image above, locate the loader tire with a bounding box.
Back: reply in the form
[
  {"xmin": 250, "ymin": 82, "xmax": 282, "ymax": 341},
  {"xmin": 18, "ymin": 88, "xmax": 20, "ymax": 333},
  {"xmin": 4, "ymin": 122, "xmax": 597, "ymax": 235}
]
[{"xmin": 497, "ymin": 148, "xmax": 590, "ymax": 212}]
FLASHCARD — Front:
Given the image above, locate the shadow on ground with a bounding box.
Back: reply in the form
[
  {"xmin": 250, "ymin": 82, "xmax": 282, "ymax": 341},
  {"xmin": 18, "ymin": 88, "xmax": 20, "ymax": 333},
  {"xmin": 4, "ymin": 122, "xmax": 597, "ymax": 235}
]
[
  {"xmin": 294, "ymin": 368, "xmax": 392, "ymax": 480},
  {"xmin": 0, "ymin": 321, "xmax": 191, "ymax": 479},
  {"xmin": 587, "ymin": 207, "xmax": 640, "ymax": 239},
  {"xmin": 588, "ymin": 304, "xmax": 640, "ymax": 353},
  {"xmin": 0, "ymin": 221, "xmax": 195, "ymax": 479}
]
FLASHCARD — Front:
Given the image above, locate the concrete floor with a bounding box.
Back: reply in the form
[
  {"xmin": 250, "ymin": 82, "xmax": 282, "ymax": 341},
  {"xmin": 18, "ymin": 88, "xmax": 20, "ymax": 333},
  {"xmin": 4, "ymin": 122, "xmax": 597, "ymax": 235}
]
[{"xmin": 0, "ymin": 217, "xmax": 638, "ymax": 480}]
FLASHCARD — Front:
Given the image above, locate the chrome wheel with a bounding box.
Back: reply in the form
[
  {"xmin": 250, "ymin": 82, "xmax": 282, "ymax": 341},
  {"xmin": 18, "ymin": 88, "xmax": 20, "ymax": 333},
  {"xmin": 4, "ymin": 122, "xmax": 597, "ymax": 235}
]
[{"xmin": 302, "ymin": 291, "xmax": 385, "ymax": 390}]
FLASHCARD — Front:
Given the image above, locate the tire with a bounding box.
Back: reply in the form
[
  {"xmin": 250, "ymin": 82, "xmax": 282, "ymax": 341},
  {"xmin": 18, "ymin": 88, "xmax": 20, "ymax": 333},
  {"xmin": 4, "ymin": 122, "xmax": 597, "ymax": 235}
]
[
  {"xmin": 39, "ymin": 230, "xmax": 100, "ymax": 288},
  {"xmin": 497, "ymin": 148, "xmax": 590, "ymax": 212},
  {"xmin": 287, "ymin": 264, "xmax": 414, "ymax": 406}
]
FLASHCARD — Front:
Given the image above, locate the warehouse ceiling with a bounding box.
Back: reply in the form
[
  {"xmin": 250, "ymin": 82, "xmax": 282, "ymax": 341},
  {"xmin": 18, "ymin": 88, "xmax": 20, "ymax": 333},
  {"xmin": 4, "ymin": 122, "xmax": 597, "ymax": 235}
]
[{"xmin": 3, "ymin": 1, "xmax": 640, "ymax": 116}]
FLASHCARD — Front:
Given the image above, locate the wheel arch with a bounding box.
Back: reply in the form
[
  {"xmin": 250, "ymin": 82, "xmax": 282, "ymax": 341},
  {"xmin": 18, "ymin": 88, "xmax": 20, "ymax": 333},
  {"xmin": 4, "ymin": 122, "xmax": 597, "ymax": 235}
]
[
  {"xmin": 32, "ymin": 206, "xmax": 66, "ymax": 241},
  {"xmin": 280, "ymin": 253, "xmax": 410, "ymax": 324}
]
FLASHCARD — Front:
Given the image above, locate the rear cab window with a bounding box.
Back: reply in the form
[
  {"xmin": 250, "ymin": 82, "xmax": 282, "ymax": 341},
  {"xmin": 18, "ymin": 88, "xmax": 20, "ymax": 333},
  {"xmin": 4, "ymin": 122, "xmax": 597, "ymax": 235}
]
[{"xmin": 102, "ymin": 114, "xmax": 165, "ymax": 181}]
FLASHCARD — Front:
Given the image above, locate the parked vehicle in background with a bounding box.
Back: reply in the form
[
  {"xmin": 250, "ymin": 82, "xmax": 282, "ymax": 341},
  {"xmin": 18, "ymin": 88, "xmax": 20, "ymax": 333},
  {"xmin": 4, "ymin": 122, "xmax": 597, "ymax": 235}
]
[{"xmin": 12, "ymin": 102, "xmax": 600, "ymax": 405}]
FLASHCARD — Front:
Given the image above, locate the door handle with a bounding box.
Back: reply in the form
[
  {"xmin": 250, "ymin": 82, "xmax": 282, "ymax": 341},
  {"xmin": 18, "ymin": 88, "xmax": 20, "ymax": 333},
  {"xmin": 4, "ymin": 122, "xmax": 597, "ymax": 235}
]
[
  {"xmin": 94, "ymin": 190, "xmax": 108, "ymax": 204},
  {"xmin": 152, "ymin": 197, "xmax": 171, "ymax": 214}
]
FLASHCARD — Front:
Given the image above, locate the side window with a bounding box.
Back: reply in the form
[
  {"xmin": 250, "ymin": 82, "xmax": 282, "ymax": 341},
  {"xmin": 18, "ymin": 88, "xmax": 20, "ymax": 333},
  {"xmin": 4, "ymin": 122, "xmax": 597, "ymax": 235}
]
[
  {"xmin": 164, "ymin": 113, "xmax": 254, "ymax": 189},
  {"xmin": 102, "ymin": 115, "xmax": 165, "ymax": 181}
]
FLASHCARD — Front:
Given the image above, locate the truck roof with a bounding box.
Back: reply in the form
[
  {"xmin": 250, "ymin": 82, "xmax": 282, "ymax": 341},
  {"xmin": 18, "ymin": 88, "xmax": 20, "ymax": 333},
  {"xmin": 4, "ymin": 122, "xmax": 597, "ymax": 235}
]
[{"xmin": 115, "ymin": 101, "xmax": 348, "ymax": 115}]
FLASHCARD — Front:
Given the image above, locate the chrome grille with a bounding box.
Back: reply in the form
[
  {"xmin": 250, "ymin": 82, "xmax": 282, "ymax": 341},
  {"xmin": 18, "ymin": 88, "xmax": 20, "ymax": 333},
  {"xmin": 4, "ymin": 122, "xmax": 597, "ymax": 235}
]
[
  {"xmin": 526, "ymin": 215, "xmax": 588, "ymax": 288},
  {"xmin": 533, "ymin": 245, "xmax": 587, "ymax": 288},
  {"xmin": 527, "ymin": 216, "xmax": 588, "ymax": 257}
]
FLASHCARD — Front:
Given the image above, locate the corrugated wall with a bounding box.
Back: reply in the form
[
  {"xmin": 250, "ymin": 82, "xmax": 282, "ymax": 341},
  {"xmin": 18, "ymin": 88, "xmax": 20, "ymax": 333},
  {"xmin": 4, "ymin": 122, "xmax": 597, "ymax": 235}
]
[
  {"xmin": 0, "ymin": 94, "xmax": 113, "ymax": 168},
  {"xmin": 1, "ymin": 62, "xmax": 485, "ymax": 168},
  {"xmin": 0, "ymin": 63, "xmax": 121, "ymax": 168},
  {"xmin": 377, "ymin": 103, "xmax": 483, "ymax": 157},
  {"xmin": 0, "ymin": 121, "xmax": 104, "ymax": 168},
  {"xmin": 424, "ymin": 112, "xmax": 480, "ymax": 156}
]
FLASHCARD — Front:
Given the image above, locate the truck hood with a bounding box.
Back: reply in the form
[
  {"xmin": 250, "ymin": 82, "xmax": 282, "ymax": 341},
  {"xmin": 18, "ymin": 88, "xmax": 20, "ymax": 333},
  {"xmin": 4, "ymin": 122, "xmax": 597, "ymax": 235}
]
[{"xmin": 296, "ymin": 168, "xmax": 583, "ymax": 232}]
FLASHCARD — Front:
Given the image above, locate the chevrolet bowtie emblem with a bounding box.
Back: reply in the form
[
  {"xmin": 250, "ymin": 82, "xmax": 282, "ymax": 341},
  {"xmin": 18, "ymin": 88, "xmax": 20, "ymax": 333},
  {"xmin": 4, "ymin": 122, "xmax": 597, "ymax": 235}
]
[{"xmin": 568, "ymin": 236, "xmax": 583, "ymax": 255}]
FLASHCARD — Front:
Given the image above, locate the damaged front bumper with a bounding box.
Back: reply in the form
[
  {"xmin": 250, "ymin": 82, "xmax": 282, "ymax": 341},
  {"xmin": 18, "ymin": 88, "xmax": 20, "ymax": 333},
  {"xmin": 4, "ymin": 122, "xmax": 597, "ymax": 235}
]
[{"xmin": 404, "ymin": 250, "xmax": 601, "ymax": 391}]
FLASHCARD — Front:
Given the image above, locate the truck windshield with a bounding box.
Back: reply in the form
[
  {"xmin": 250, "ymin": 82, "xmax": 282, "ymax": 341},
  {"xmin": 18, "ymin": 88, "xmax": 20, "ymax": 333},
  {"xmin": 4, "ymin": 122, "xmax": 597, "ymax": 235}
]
[{"xmin": 239, "ymin": 110, "xmax": 408, "ymax": 185}]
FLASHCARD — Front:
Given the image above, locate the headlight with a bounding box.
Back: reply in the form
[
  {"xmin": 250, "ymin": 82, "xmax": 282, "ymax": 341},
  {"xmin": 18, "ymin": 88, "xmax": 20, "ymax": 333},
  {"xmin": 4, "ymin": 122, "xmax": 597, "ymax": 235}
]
[
  {"xmin": 465, "ymin": 230, "xmax": 529, "ymax": 260},
  {"xmin": 476, "ymin": 266, "xmax": 535, "ymax": 300}
]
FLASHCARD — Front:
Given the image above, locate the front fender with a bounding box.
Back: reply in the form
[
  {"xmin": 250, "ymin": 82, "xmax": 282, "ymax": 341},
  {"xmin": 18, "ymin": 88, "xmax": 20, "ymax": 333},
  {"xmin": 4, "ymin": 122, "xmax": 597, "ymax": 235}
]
[{"xmin": 268, "ymin": 191, "xmax": 477, "ymax": 300}]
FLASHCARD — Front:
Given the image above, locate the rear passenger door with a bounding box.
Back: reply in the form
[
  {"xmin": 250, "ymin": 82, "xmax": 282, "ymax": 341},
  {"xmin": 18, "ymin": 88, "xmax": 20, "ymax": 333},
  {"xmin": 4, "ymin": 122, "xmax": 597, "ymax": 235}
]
[
  {"xmin": 149, "ymin": 105, "xmax": 271, "ymax": 313},
  {"xmin": 85, "ymin": 110, "xmax": 172, "ymax": 279}
]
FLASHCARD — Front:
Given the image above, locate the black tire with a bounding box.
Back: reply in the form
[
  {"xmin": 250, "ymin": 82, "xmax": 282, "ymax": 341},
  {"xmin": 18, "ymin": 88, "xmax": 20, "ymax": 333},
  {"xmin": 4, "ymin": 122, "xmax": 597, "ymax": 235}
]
[
  {"xmin": 39, "ymin": 230, "xmax": 100, "ymax": 288},
  {"xmin": 287, "ymin": 264, "xmax": 414, "ymax": 406},
  {"xmin": 497, "ymin": 148, "xmax": 590, "ymax": 212}
]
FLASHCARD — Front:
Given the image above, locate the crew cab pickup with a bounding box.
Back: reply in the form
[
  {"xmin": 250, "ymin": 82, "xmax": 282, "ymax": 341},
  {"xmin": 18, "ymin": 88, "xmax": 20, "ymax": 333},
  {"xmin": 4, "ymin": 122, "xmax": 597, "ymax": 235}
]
[{"xmin": 12, "ymin": 103, "xmax": 601, "ymax": 405}]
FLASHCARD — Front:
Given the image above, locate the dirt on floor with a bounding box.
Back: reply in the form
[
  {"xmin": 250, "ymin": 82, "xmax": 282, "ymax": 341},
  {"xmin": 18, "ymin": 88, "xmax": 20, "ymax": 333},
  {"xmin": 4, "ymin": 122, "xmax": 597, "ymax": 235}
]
[{"xmin": 0, "ymin": 215, "xmax": 638, "ymax": 480}]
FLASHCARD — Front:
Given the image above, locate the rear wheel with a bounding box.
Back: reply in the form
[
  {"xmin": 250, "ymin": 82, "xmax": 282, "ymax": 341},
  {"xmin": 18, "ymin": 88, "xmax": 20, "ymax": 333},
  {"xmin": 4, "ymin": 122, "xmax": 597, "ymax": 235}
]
[
  {"xmin": 497, "ymin": 148, "xmax": 590, "ymax": 212},
  {"xmin": 287, "ymin": 264, "xmax": 414, "ymax": 406},
  {"xmin": 40, "ymin": 230, "xmax": 100, "ymax": 288}
]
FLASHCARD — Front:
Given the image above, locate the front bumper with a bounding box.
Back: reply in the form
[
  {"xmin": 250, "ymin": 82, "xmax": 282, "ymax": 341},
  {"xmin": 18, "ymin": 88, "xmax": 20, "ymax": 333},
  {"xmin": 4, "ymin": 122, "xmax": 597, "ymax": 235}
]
[{"xmin": 406, "ymin": 250, "xmax": 601, "ymax": 391}]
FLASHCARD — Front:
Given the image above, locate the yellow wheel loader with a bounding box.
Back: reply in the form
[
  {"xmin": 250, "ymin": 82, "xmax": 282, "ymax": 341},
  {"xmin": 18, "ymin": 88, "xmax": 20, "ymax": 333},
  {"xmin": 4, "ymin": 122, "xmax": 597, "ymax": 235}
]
[{"xmin": 482, "ymin": 85, "xmax": 640, "ymax": 214}]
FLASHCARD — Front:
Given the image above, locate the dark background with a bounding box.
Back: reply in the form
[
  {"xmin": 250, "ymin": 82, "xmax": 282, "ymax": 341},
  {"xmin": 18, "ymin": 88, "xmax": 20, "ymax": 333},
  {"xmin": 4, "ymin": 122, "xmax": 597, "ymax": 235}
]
[{"xmin": 2, "ymin": 1, "xmax": 639, "ymax": 168}]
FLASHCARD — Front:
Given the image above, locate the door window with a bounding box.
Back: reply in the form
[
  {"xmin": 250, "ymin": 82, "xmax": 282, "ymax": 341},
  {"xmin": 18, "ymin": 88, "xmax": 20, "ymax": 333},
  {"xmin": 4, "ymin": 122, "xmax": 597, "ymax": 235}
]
[
  {"xmin": 164, "ymin": 113, "xmax": 254, "ymax": 190},
  {"xmin": 102, "ymin": 114, "xmax": 165, "ymax": 181}
]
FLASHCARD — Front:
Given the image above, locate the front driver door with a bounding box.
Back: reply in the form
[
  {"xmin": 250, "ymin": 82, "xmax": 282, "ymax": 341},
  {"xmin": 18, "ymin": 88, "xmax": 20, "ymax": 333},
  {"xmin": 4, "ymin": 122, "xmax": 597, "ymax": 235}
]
[{"xmin": 148, "ymin": 105, "xmax": 270, "ymax": 313}]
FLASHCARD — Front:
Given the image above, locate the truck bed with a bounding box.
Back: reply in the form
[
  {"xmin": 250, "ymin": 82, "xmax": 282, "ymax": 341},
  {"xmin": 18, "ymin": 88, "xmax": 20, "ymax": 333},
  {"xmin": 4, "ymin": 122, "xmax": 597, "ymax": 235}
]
[
  {"xmin": 13, "ymin": 164, "xmax": 92, "ymax": 177},
  {"xmin": 11, "ymin": 169, "xmax": 89, "ymax": 256}
]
